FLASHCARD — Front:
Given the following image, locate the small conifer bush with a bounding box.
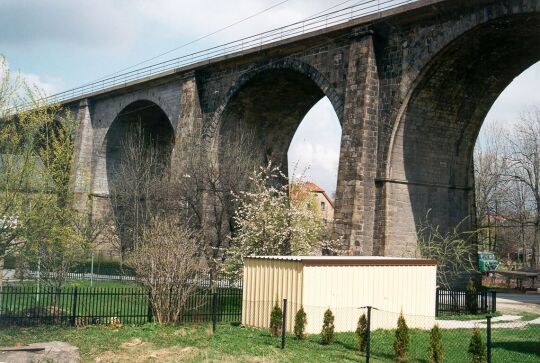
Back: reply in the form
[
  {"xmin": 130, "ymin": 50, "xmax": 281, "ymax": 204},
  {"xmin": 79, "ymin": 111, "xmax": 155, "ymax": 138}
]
[
  {"xmin": 321, "ymin": 308, "xmax": 335, "ymax": 345},
  {"xmin": 466, "ymin": 278, "xmax": 478, "ymax": 314},
  {"xmin": 355, "ymin": 313, "xmax": 368, "ymax": 353},
  {"xmin": 427, "ymin": 324, "xmax": 444, "ymax": 363},
  {"xmin": 393, "ymin": 312, "xmax": 410, "ymax": 362},
  {"xmin": 294, "ymin": 306, "xmax": 307, "ymax": 340},
  {"xmin": 468, "ymin": 327, "xmax": 487, "ymax": 363},
  {"xmin": 269, "ymin": 300, "xmax": 283, "ymax": 337}
]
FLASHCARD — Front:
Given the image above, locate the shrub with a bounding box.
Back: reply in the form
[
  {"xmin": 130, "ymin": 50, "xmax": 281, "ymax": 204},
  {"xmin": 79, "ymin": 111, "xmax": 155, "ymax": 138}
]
[
  {"xmin": 393, "ymin": 312, "xmax": 410, "ymax": 362},
  {"xmin": 466, "ymin": 278, "xmax": 478, "ymax": 314},
  {"xmin": 270, "ymin": 300, "xmax": 283, "ymax": 337},
  {"xmin": 355, "ymin": 313, "xmax": 368, "ymax": 353},
  {"xmin": 294, "ymin": 306, "xmax": 307, "ymax": 340},
  {"xmin": 126, "ymin": 217, "xmax": 206, "ymax": 324},
  {"xmin": 3, "ymin": 254, "xmax": 16, "ymax": 269},
  {"xmin": 428, "ymin": 324, "xmax": 444, "ymax": 363},
  {"xmin": 321, "ymin": 308, "xmax": 335, "ymax": 345},
  {"xmin": 468, "ymin": 327, "xmax": 487, "ymax": 363}
]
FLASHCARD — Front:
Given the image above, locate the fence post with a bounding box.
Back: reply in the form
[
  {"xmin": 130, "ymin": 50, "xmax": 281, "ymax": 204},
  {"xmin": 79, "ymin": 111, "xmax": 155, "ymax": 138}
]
[
  {"xmin": 491, "ymin": 291, "xmax": 497, "ymax": 313},
  {"xmin": 366, "ymin": 306, "xmax": 372, "ymax": 363},
  {"xmin": 212, "ymin": 292, "xmax": 218, "ymax": 334},
  {"xmin": 435, "ymin": 289, "xmax": 440, "ymax": 317},
  {"xmin": 147, "ymin": 291, "xmax": 153, "ymax": 323},
  {"xmin": 71, "ymin": 287, "xmax": 78, "ymax": 327},
  {"xmin": 486, "ymin": 315, "xmax": 492, "ymax": 363},
  {"xmin": 281, "ymin": 298, "xmax": 287, "ymax": 350}
]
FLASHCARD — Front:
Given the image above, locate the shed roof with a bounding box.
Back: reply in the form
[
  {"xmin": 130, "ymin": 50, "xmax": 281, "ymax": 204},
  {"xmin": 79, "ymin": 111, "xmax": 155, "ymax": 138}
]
[{"xmin": 244, "ymin": 256, "xmax": 437, "ymax": 266}]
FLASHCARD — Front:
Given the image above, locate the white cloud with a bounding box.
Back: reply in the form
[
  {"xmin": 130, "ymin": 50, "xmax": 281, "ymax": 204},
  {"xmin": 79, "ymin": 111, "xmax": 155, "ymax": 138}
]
[
  {"xmin": 0, "ymin": 0, "xmax": 386, "ymax": 64},
  {"xmin": 1, "ymin": 58, "xmax": 64, "ymax": 97},
  {"xmin": 19, "ymin": 72, "xmax": 64, "ymax": 96},
  {"xmin": 0, "ymin": 0, "xmax": 139, "ymax": 50}
]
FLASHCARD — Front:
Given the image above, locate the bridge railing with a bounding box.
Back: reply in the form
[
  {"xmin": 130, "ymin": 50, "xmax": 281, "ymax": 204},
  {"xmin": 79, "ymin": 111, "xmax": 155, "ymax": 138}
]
[{"xmin": 45, "ymin": 0, "xmax": 417, "ymax": 105}]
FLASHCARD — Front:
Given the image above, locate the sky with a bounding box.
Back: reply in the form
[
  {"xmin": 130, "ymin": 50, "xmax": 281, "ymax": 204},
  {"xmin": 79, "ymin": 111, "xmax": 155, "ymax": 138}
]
[{"xmin": 1, "ymin": 0, "xmax": 540, "ymax": 197}]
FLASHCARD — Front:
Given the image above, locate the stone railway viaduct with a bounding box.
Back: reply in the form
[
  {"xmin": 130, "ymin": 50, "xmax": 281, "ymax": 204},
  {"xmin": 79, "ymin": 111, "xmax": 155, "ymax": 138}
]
[{"xmin": 62, "ymin": 0, "xmax": 540, "ymax": 257}]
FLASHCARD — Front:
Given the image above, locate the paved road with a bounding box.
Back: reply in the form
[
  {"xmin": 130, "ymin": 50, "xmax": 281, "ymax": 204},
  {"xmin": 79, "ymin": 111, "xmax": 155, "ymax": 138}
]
[{"xmin": 497, "ymin": 293, "xmax": 540, "ymax": 305}]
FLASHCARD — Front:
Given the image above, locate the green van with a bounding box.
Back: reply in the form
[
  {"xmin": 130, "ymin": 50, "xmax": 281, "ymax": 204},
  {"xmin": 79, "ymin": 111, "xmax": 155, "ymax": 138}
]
[{"xmin": 478, "ymin": 251, "xmax": 499, "ymax": 272}]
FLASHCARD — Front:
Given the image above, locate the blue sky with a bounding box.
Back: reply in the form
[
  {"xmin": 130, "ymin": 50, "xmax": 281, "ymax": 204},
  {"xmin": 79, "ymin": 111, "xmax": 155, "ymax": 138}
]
[{"xmin": 1, "ymin": 0, "xmax": 539, "ymax": 196}]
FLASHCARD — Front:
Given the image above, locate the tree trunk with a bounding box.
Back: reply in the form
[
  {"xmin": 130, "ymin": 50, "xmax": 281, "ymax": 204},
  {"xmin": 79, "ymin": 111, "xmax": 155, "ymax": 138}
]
[
  {"xmin": 521, "ymin": 221, "xmax": 526, "ymax": 266},
  {"xmin": 533, "ymin": 198, "xmax": 540, "ymax": 269},
  {"xmin": 0, "ymin": 254, "xmax": 4, "ymax": 293},
  {"xmin": 534, "ymin": 218, "xmax": 540, "ymax": 269}
]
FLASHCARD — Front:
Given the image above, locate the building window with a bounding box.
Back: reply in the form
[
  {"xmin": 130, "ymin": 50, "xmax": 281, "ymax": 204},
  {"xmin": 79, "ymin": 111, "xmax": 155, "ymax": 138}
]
[{"xmin": 321, "ymin": 201, "xmax": 326, "ymax": 211}]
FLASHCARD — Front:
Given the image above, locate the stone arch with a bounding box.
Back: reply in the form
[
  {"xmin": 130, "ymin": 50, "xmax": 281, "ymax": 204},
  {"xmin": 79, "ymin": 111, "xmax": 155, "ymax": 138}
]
[
  {"xmin": 103, "ymin": 100, "xmax": 174, "ymax": 191},
  {"xmin": 384, "ymin": 12, "xmax": 540, "ymax": 255},
  {"xmin": 97, "ymin": 91, "xmax": 177, "ymax": 132},
  {"xmin": 207, "ymin": 59, "xmax": 343, "ymax": 175}
]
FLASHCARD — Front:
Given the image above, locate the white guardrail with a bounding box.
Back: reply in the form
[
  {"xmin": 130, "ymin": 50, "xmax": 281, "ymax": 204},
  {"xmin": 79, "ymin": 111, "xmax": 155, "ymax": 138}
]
[{"xmin": 45, "ymin": 0, "xmax": 417, "ymax": 104}]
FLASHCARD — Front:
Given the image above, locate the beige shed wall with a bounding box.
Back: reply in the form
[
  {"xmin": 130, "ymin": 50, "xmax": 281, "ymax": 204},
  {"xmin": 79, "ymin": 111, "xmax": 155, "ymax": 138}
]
[
  {"xmin": 242, "ymin": 258, "xmax": 303, "ymax": 332},
  {"xmin": 302, "ymin": 265, "xmax": 437, "ymax": 333}
]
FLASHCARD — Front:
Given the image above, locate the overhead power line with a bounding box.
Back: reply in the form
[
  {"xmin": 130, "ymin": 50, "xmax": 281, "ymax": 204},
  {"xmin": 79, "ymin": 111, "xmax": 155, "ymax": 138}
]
[
  {"xmin": 102, "ymin": 0, "xmax": 415, "ymax": 121},
  {"xmin": 303, "ymin": 0, "xmax": 358, "ymax": 20},
  {"xmin": 98, "ymin": 0, "xmax": 368, "ymax": 82},
  {"xmin": 44, "ymin": 0, "xmax": 416, "ymax": 105},
  {"xmin": 92, "ymin": 0, "xmax": 290, "ymax": 82}
]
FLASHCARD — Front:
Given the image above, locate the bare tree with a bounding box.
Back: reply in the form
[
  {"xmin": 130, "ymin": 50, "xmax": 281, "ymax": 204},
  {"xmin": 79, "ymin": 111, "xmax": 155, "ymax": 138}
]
[
  {"xmin": 474, "ymin": 125, "xmax": 507, "ymax": 251},
  {"xmin": 108, "ymin": 123, "xmax": 260, "ymax": 280},
  {"xmin": 497, "ymin": 178, "xmax": 535, "ymax": 266},
  {"xmin": 126, "ymin": 216, "xmax": 206, "ymax": 324},
  {"xmin": 109, "ymin": 124, "xmax": 172, "ymax": 260},
  {"xmin": 503, "ymin": 106, "xmax": 540, "ymax": 268},
  {"xmin": 170, "ymin": 128, "xmax": 259, "ymax": 279}
]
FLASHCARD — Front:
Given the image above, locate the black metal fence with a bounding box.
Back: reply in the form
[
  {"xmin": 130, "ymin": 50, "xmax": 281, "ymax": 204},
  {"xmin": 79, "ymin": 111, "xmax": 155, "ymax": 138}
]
[
  {"xmin": 0, "ymin": 287, "xmax": 148, "ymax": 326},
  {"xmin": 0, "ymin": 283, "xmax": 242, "ymax": 327},
  {"xmin": 436, "ymin": 288, "xmax": 496, "ymax": 316}
]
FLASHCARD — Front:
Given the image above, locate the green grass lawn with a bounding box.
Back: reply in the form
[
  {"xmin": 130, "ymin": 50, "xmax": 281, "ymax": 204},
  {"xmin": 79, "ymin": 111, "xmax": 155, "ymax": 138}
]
[{"xmin": 0, "ymin": 323, "xmax": 537, "ymax": 362}]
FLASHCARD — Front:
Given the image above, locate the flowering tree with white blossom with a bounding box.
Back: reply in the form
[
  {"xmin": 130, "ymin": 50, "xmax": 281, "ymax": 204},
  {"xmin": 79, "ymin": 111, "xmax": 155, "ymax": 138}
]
[{"xmin": 223, "ymin": 162, "xmax": 341, "ymax": 276}]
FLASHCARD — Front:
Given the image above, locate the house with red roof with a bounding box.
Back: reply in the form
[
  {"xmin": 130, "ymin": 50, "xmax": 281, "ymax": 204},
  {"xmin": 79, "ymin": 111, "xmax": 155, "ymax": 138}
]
[{"xmin": 298, "ymin": 182, "xmax": 335, "ymax": 224}]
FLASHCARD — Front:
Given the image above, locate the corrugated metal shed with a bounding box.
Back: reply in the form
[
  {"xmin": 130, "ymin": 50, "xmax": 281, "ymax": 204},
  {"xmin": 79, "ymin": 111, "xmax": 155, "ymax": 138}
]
[{"xmin": 242, "ymin": 256, "xmax": 437, "ymax": 333}]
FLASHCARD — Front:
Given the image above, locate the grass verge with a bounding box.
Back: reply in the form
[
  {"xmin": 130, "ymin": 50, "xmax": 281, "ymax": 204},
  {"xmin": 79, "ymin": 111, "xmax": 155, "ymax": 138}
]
[{"xmin": 0, "ymin": 323, "xmax": 538, "ymax": 362}]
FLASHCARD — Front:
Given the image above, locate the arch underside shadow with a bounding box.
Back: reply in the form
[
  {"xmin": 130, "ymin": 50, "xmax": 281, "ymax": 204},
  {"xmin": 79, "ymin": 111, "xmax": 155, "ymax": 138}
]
[
  {"xmin": 105, "ymin": 100, "xmax": 174, "ymax": 186},
  {"xmin": 218, "ymin": 67, "xmax": 341, "ymax": 176},
  {"xmin": 386, "ymin": 14, "xmax": 540, "ymax": 255},
  {"xmin": 102, "ymin": 100, "xmax": 175, "ymax": 255}
]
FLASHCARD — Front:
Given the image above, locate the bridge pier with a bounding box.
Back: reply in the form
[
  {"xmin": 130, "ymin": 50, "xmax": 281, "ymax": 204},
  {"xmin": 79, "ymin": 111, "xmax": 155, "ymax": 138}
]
[
  {"xmin": 71, "ymin": 98, "xmax": 94, "ymax": 213},
  {"xmin": 334, "ymin": 32, "xmax": 381, "ymax": 256},
  {"xmin": 172, "ymin": 73, "xmax": 203, "ymax": 162}
]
